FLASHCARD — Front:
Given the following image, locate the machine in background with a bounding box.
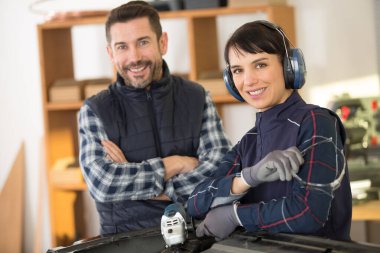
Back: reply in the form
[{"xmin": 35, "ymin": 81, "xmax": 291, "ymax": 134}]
[
  {"xmin": 330, "ymin": 95, "xmax": 380, "ymax": 203},
  {"xmin": 330, "ymin": 95, "xmax": 380, "ymax": 164}
]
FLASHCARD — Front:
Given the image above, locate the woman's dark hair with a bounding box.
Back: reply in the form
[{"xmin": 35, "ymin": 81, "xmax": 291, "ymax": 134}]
[
  {"xmin": 224, "ymin": 20, "xmax": 291, "ymax": 65},
  {"xmin": 105, "ymin": 1, "xmax": 162, "ymax": 43}
]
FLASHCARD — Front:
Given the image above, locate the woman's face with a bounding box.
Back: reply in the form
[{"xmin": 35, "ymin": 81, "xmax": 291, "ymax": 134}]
[{"xmin": 228, "ymin": 48, "xmax": 293, "ymax": 112}]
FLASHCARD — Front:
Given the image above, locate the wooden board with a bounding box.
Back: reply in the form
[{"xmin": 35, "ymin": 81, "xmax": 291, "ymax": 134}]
[
  {"xmin": 352, "ymin": 201, "xmax": 380, "ymax": 221},
  {"xmin": 0, "ymin": 144, "xmax": 25, "ymax": 253}
]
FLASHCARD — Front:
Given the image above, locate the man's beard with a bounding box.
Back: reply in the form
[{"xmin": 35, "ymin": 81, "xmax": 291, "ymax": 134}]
[{"xmin": 119, "ymin": 60, "xmax": 162, "ymax": 89}]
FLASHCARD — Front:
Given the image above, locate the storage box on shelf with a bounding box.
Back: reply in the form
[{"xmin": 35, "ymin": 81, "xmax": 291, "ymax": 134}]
[
  {"xmin": 49, "ymin": 79, "xmax": 84, "ymax": 103},
  {"xmin": 37, "ymin": 5, "xmax": 295, "ymax": 246},
  {"xmin": 228, "ymin": 0, "xmax": 287, "ymax": 7}
]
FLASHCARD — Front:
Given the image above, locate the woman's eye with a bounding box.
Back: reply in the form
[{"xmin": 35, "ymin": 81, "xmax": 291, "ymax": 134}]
[
  {"xmin": 232, "ymin": 69, "xmax": 242, "ymax": 75},
  {"xmin": 256, "ymin": 63, "xmax": 267, "ymax": 69}
]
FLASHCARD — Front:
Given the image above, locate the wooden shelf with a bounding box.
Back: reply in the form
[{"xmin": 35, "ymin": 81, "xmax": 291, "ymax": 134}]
[
  {"xmin": 44, "ymin": 92, "xmax": 236, "ymax": 111},
  {"xmin": 49, "ymin": 157, "xmax": 85, "ymax": 190},
  {"xmin": 44, "ymin": 78, "xmax": 238, "ymax": 111},
  {"xmin": 213, "ymin": 95, "xmax": 239, "ymax": 104},
  {"xmin": 38, "ymin": 5, "xmax": 295, "ymax": 246},
  {"xmin": 353, "ymin": 201, "xmax": 380, "ymax": 221},
  {"xmin": 46, "ymin": 102, "xmax": 83, "ymax": 111},
  {"xmin": 51, "ymin": 182, "xmax": 87, "ymax": 191},
  {"xmin": 39, "ymin": 6, "xmax": 292, "ymax": 28}
]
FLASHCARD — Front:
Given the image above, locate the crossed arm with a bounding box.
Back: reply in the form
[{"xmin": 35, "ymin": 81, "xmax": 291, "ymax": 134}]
[{"xmin": 101, "ymin": 139, "xmax": 198, "ymax": 200}]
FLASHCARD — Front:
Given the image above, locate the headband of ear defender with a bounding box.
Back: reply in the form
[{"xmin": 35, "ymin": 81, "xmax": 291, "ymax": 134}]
[{"xmin": 223, "ymin": 20, "xmax": 306, "ymax": 102}]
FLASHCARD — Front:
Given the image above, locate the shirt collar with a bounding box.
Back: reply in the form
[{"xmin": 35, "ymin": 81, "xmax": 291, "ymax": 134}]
[{"xmin": 255, "ymin": 91, "xmax": 305, "ymax": 131}]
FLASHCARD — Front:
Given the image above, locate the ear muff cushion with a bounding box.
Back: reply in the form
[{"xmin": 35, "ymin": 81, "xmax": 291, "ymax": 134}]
[
  {"xmin": 283, "ymin": 48, "xmax": 306, "ymax": 89},
  {"xmin": 283, "ymin": 53, "xmax": 294, "ymax": 89},
  {"xmin": 223, "ymin": 68, "xmax": 244, "ymax": 102},
  {"xmin": 291, "ymin": 48, "xmax": 306, "ymax": 89}
]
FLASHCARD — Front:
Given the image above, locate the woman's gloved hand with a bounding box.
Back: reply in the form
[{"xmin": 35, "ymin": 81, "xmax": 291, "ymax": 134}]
[
  {"xmin": 196, "ymin": 204, "xmax": 240, "ymax": 241},
  {"xmin": 241, "ymin": 146, "xmax": 304, "ymax": 187}
]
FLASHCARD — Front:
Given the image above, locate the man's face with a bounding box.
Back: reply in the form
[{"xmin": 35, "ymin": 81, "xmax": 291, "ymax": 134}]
[{"xmin": 107, "ymin": 17, "xmax": 168, "ymax": 89}]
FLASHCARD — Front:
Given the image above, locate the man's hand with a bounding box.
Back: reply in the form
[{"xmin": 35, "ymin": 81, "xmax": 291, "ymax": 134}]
[
  {"xmin": 162, "ymin": 155, "xmax": 199, "ymax": 181},
  {"xmin": 151, "ymin": 193, "xmax": 171, "ymax": 201},
  {"xmin": 102, "ymin": 140, "xmax": 128, "ymax": 163},
  {"xmin": 242, "ymin": 146, "xmax": 304, "ymax": 187},
  {"xmin": 196, "ymin": 204, "xmax": 240, "ymax": 241}
]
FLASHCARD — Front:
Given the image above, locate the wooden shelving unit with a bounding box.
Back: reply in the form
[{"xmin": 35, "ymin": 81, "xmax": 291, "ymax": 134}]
[{"xmin": 37, "ymin": 5, "xmax": 295, "ymax": 246}]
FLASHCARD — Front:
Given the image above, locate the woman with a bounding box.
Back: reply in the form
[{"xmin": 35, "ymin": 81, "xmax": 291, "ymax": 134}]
[{"xmin": 186, "ymin": 20, "xmax": 352, "ymax": 241}]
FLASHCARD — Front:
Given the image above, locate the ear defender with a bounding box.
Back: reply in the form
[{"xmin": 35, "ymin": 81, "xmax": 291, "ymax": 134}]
[
  {"xmin": 223, "ymin": 67, "xmax": 244, "ymax": 102},
  {"xmin": 283, "ymin": 48, "xmax": 306, "ymax": 90}
]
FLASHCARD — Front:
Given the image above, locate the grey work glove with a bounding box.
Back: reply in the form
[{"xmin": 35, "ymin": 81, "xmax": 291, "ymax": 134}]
[
  {"xmin": 242, "ymin": 146, "xmax": 304, "ymax": 187},
  {"xmin": 196, "ymin": 204, "xmax": 241, "ymax": 241}
]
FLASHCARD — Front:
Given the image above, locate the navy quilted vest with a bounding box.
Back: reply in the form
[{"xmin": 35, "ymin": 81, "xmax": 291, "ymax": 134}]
[{"xmin": 86, "ymin": 63, "xmax": 205, "ymax": 235}]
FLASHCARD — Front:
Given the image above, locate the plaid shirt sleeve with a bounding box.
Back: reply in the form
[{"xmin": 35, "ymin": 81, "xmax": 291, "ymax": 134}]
[
  {"xmin": 79, "ymin": 103, "xmax": 166, "ymax": 202},
  {"xmin": 79, "ymin": 92, "xmax": 231, "ymax": 203},
  {"xmin": 164, "ymin": 93, "xmax": 232, "ymax": 204}
]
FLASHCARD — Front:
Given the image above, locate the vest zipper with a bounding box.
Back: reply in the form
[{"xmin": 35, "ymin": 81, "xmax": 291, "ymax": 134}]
[{"xmin": 146, "ymin": 91, "xmax": 163, "ymax": 157}]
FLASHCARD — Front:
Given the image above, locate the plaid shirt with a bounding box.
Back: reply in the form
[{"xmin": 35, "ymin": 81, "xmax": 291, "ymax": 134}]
[{"xmin": 79, "ymin": 92, "xmax": 231, "ymax": 204}]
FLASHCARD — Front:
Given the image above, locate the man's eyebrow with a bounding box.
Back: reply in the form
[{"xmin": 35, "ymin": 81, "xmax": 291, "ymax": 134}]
[
  {"xmin": 112, "ymin": 36, "xmax": 151, "ymax": 47},
  {"xmin": 113, "ymin": 41, "xmax": 126, "ymax": 47},
  {"xmin": 137, "ymin": 36, "xmax": 150, "ymax": 41}
]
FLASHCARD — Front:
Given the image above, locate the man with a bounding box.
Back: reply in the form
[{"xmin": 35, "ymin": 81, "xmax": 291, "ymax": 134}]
[{"xmin": 78, "ymin": 1, "xmax": 231, "ymax": 235}]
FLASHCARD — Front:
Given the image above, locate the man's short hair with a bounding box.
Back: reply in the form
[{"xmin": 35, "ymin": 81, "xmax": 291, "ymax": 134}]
[{"xmin": 105, "ymin": 1, "xmax": 162, "ymax": 44}]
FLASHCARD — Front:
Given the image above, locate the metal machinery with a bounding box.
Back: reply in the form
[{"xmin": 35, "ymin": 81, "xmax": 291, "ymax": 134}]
[
  {"xmin": 330, "ymin": 95, "xmax": 380, "ymax": 203},
  {"xmin": 330, "ymin": 95, "xmax": 380, "ymax": 163}
]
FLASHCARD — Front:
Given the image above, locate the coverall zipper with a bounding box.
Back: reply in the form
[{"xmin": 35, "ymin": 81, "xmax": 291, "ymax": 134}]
[{"xmin": 146, "ymin": 91, "xmax": 163, "ymax": 157}]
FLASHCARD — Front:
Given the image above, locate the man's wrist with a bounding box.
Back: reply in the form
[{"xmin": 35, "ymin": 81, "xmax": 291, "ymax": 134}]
[{"xmin": 162, "ymin": 156, "xmax": 180, "ymax": 180}]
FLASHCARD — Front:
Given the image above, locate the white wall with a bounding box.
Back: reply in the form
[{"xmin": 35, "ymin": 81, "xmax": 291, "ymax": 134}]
[
  {"xmin": 289, "ymin": 0, "xmax": 379, "ymax": 107},
  {"xmin": 0, "ymin": 0, "xmax": 378, "ymax": 252},
  {"xmin": 0, "ymin": 0, "xmax": 44, "ymax": 251}
]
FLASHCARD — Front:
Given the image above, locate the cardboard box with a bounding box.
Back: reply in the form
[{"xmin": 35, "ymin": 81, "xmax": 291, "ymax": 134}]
[
  {"xmin": 84, "ymin": 84, "xmax": 109, "ymax": 98},
  {"xmin": 84, "ymin": 78, "xmax": 111, "ymax": 98},
  {"xmin": 49, "ymin": 79, "xmax": 83, "ymax": 102},
  {"xmin": 184, "ymin": 0, "xmax": 227, "ymax": 9},
  {"xmin": 228, "ymin": 0, "xmax": 287, "ymax": 7}
]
